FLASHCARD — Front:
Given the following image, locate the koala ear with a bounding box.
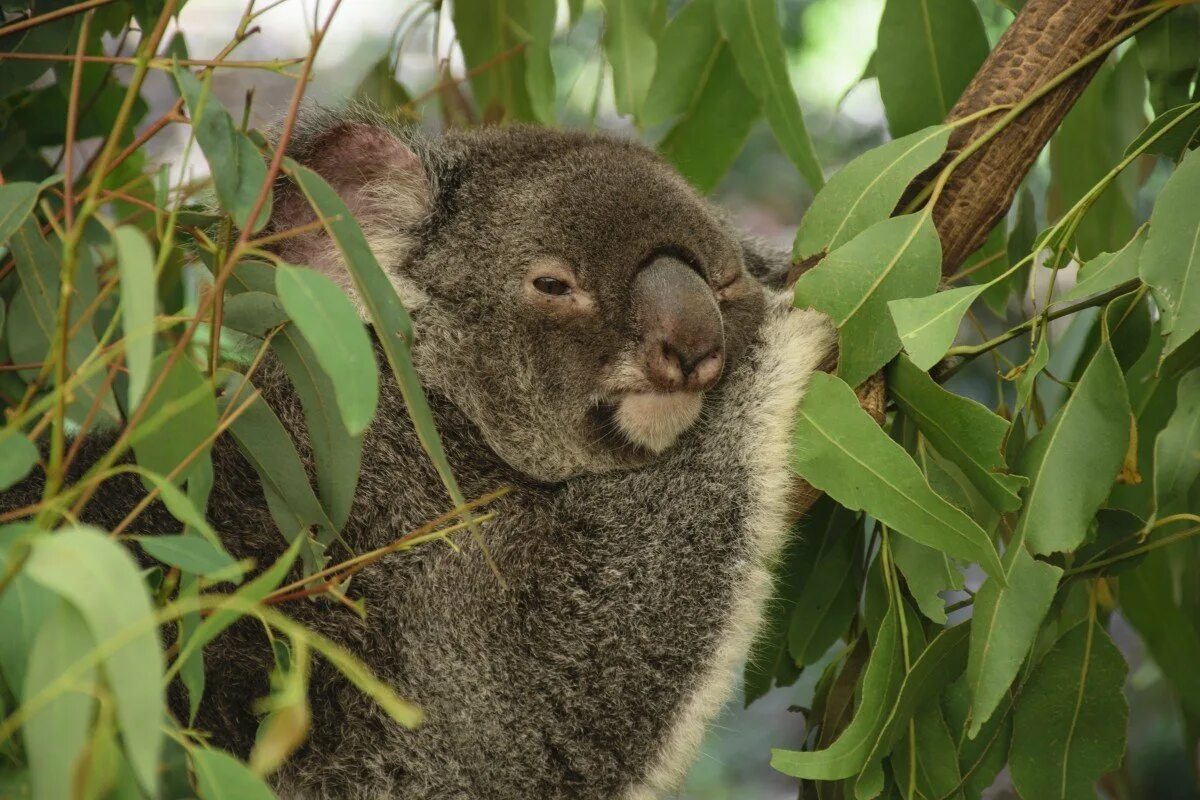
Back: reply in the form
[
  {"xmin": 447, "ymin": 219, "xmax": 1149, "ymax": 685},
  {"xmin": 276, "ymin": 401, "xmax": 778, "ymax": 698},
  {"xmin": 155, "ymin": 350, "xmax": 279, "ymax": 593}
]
[{"xmin": 268, "ymin": 119, "xmax": 434, "ymax": 315}]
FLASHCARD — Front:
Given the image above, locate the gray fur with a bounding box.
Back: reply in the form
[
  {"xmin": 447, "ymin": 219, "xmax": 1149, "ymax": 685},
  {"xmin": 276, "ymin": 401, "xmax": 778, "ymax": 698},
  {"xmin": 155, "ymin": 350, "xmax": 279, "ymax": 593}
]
[{"xmin": 3, "ymin": 113, "xmax": 834, "ymax": 799}]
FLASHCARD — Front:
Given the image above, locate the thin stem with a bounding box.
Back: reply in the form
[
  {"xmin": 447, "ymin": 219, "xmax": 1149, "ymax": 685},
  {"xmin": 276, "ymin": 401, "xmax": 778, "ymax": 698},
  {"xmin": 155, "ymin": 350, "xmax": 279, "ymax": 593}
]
[{"xmin": 0, "ymin": 0, "xmax": 115, "ymax": 38}]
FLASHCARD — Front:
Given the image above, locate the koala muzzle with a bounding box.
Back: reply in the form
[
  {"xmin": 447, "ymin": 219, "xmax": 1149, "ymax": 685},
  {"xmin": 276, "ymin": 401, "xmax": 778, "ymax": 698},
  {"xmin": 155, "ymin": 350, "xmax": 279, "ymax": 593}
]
[{"xmin": 634, "ymin": 255, "xmax": 725, "ymax": 392}]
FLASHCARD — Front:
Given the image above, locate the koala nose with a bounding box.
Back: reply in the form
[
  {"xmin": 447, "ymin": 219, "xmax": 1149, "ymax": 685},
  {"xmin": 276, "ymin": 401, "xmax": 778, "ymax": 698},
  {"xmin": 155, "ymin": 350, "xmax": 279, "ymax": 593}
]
[{"xmin": 633, "ymin": 255, "xmax": 725, "ymax": 392}]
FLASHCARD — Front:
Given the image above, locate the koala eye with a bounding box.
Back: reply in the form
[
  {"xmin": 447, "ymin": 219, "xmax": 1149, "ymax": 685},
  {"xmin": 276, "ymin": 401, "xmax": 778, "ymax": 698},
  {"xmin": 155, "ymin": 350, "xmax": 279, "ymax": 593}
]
[{"xmin": 533, "ymin": 276, "xmax": 573, "ymax": 296}]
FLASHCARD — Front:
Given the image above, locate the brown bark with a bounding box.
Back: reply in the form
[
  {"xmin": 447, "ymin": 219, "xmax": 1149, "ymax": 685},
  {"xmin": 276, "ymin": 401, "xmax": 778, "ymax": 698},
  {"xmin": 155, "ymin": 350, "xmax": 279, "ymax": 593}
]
[{"xmin": 787, "ymin": 0, "xmax": 1154, "ymax": 521}]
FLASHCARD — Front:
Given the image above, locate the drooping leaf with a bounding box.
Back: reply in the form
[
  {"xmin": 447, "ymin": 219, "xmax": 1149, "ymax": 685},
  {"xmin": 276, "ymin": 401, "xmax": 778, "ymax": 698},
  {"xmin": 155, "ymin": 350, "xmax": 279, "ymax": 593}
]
[
  {"xmin": 659, "ymin": 43, "xmax": 761, "ymax": 194},
  {"xmin": 271, "ymin": 327, "xmax": 363, "ymax": 532},
  {"xmin": 174, "ymin": 65, "xmax": 272, "ymax": 232},
  {"xmin": 794, "ymin": 213, "xmax": 942, "ymax": 387},
  {"xmin": 275, "ymin": 265, "xmax": 379, "ymax": 437},
  {"xmin": 354, "ymin": 57, "xmax": 412, "ymax": 112},
  {"xmin": 717, "ymin": 0, "xmax": 824, "ymax": 190},
  {"xmin": 771, "ymin": 604, "xmax": 904, "ymax": 780},
  {"xmin": 786, "ymin": 501, "xmax": 861, "ymax": 668},
  {"xmin": 0, "ymin": 526, "xmax": 55, "ymax": 693},
  {"xmin": 23, "ymin": 601, "xmax": 97, "ymax": 800},
  {"xmin": 601, "ymin": 0, "xmax": 658, "ymax": 120},
  {"xmin": 1152, "ymin": 368, "xmax": 1200, "ymax": 517},
  {"xmin": 943, "ymin": 676, "xmax": 1012, "ymax": 798},
  {"xmin": 965, "ymin": 546, "xmax": 1061, "ymax": 738},
  {"xmin": 129, "ymin": 353, "xmax": 218, "ymax": 486},
  {"xmin": 1009, "ymin": 620, "xmax": 1129, "ymax": 800},
  {"xmin": 744, "ymin": 498, "xmax": 857, "ymax": 705},
  {"xmin": 794, "ymin": 125, "xmax": 951, "ymax": 260},
  {"xmin": 790, "ymin": 372, "xmax": 1004, "ymax": 579},
  {"xmin": 1015, "ymin": 340, "xmax": 1130, "ymax": 555},
  {"xmin": 1121, "ymin": 548, "xmax": 1200, "ymax": 720},
  {"xmin": 889, "ymin": 703, "xmax": 963, "ymax": 800},
  {"xmin": 190, "ymin": 747, "xmax": 276, "ymax": 800},
  {"xmin": 1059, "ymin": 227, "xmax": 1146, "ymax": 304},
  {"xmin": 24, "ymin": 527, "xmax": 164, "ymax": 796},
  {"xmin": 1124, "ymin": 103, "xmax": 1200, "ymax": 164},
  {"xmin": 891, "ymin": 533, "xmax": 963, "ymax": 624},
  {"xmin": 1142, "ymin": 148, "xmax": 1200, "ymax": 358},
  {"xmin": 0, "ymin": 181, "xmax": 38, "ymax": 245},
  {"xmin": 284, "ymin": 161, "xmax": 470, "ymax": 521},
  {"xmin": 875, "ymin": 0, "xmax": 989, "ymax": 137},
  {"xmin": 642, "ymin": 0, "xmax": 721, "ymax": 127},
  {"xmin": 112, "ymin": 225, "xmax": 158, "ymax": 411},
  {"xmin": 889, "ymin": 355, "xmax": 1025, "ymax": 512},
  {"xmin": 522, "ymin": 0, "xmax": 557, "ymax": 123},
  {"xmin": 133, "ymin": 535, "xmax": 239, "ymax": 578}
]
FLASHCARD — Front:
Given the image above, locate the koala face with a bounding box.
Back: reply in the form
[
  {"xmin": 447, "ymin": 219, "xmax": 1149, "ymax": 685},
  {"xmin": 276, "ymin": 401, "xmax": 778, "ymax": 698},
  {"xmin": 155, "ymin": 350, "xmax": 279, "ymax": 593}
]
[{"xmin": 272, "ymin": 114, "xmax": 768, "ymax": 482}]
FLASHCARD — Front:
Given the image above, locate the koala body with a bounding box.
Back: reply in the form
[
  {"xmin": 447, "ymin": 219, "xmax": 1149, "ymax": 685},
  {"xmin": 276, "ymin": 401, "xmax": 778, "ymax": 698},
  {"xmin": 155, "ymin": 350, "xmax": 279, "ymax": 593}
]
[{"xmin": 4, "ymin": 113, "xmax": 833, "ymax": 799}]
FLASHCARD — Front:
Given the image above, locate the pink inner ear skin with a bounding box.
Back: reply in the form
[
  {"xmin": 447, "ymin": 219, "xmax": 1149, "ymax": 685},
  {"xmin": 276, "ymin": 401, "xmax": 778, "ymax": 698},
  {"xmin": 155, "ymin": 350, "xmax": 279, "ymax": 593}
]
[{"xmin": 309, "ymin": 123, "xmax": 426, "ymax": 198}]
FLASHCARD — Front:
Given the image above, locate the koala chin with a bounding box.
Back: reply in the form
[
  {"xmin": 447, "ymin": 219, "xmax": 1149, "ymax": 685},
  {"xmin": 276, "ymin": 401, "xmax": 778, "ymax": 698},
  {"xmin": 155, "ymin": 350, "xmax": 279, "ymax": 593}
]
[{"xmin": 3, "ymin": 108, "xmax": 836, "ymax": 799}]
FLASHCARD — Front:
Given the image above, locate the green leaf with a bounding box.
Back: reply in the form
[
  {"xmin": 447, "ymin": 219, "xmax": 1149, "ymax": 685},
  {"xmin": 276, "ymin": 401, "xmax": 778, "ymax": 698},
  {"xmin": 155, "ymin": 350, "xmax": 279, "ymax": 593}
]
[
  {"xmin": 354, "ymin": 57, "xmax": 411, "ymax": 112},
  {"xmin": 889, "ymin": 283, "xmax": 986, "ymax": 372},
  {"xmin": 889, "ymin": 703, "xmax": 963, "ymax": 800},
  {"xmin": 943, "ymin": 676, "xmax": 1012, "ymax": 797},
  {"xmin": 875, "ymin": 0, "xmax": 989, "ymax": 137},
  {"xmin": 173, "ymin": 65, "xmax": 272, "ymax": 232},
  {"xmin": 1059, "ymin": 227, "xmax": 1146, "ymax": 304},
  {"xmin": 112, "ymin": 225, "xmax": 157, "ymax": 411},
  {"xmin": 889, "ymin": 355, "xmax": 1025, "ymax": 512},
  {"xmin": 190, "ymin": 747, "xmax": 276, "ymax": 800},
  {"xmin": 0, "ymin": 181, "xmax": 38, "ymax": 246},
  {"xmin": 659, "ymin": 43, "xmax": 761, "ymax": 194},
  {"xmin": 965, "ymin": 546, "xmax": 1061, "ymax": 738},
  {"xmin": 1152, "ymin": 368, "xmax": 1200, "ymax": 516},
  {"xmin": 24, "ymin": 526, "xmax": 164, "ymax": 796},
  {"xmin": 275, "ymin": 266, "xmax": 379, "ymax": 437},
  {"xmin": 272, "ymin": 327, "xmax": 363, "ymax": 532},
  {"xmin": 451, "ymin": 0, "xmax": 537, "ymax": 121},
  {"xmin": 717, "ymin": 0, "xmax": 824, "ymax": 190},
  {"xmin": 0, "ymin": 525, "xmax": 55, "ymax": 693},
  {"xmin": 218, "ymin": 373, "xmax": 334, "ymax": 570},
  {"xmin": 1015, "ymin": 340, "xmax": 1130, "ymax": 554},
  {"xmin": 1124, "ymin": 104, "xmax": 1200, "ymax": 164},
  {"xmin": 771, "ymin": 604, "xmax": 904, "ymax": 780},
  {"xmin": 133, "ymin": 535, "xmax": 239, "ymax": 577},
  {"xmin": 1142, "ymin": 148, "xmax": 1200, "ymax": 358},
  {"xmin": 1009, "ymin": 620, "xmax": 1129, "ymax": 800},
  {"xmin": 790, "ymin": 372, "xmax": 1004, "ymax": 580},
  {"xmin": 786, "ymin": 500, "xmax": 861, "ymax": 667},
  {"xmin": 642, "ymin": 0, "xmax": 721, "ymax": 127},
  {"xmin": 522, "ymin": 0, "xmax": 557, "ymax": 123},
  {"xmin": 221, "ymin": 291, "xmax": 289, "ymax": 338},
  {"xmin": 601, "ymin": 0, "xmax": 658, "ymax": 120},
  {"xmin": 794, "ymin": 213, "xmax": 941, "ymax": 387},
  {"xmin": 23, "ymin": 601, "xmax": 97, "ymax": 800},
  {"xmin": 129, "ymin": 353, "xmax": 219, "ymax": 486},
  {"xmin": 284, "ymin": 161, "xmax": 470, "ymax": 522},
  {"xmin": 743, "ymin": 497, "xmax": 856, "ymax": 706},
  {"xmin": 1137, "ymin": 6, "xmax": 1200, "ymax": 115},
  {"xmin": 1121, "ymin": 548, "xmax": 1200, "ymax": 719},
  {"xmin": 794, "ymin": 125, "xmax": 951, "ymax": 260},
  {"xmin": 0, "ymin": 427, "xmax": 39, "ymax": 491},
  {"xmin": 891, "ymin": 533, "xmax": 963, "ymax": 624}
]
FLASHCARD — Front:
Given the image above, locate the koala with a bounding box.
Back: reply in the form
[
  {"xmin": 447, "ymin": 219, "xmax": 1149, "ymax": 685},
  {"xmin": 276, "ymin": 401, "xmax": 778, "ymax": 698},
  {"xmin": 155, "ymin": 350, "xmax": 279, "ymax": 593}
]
[{"xmin": 4, "ymin": 109, "xmax": 834, "ymax": 799}]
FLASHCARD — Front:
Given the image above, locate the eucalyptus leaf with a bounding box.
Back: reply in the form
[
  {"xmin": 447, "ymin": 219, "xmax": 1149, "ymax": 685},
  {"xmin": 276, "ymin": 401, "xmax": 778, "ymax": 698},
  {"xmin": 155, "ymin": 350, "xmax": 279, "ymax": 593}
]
[
  {"xmin": 1009, "ymin": 620, "xmax": 1129, "ymax": 800},
  {"xmin": 1152, "ymin": 368, "xmax": 1200, "ymax": 517},
  {"xmin": 1142, "ymin": 148, "xmax": 1200, "ymax": 358},
  {"xmin": 642, "ymin": 0, "xmax": 721, "ymax": 127},
  {"xmin": 0, "ymin": 181, "xmax": 38, "ymax": 245},
  {"xmin": 790, "ymin": 372, "xmax": 1004, "ymax": 579},
  {"xmin": 0, "ymin": 428, "xmax": 38, "ymax": 491},
  {"xmin": 1059, "ymin": 227, "xmax": 1146, "ymax": 305},
  {"xmin": 129, "ymin": 353, "xmax": 218, "ymax": 487},
  {"xmin": 190, "ymin": 747, "xmax": 276, "ymax": 800},
  {"xmin": 601, "ymin": 0, "xmax": 658, "ymax": 120},
  {"xmin": 889, "ymin": 283, "xmax": 987, "ymax": 372},
  {"xmin": 112, "ymin": 225, "xmax": 157, "ymax": 411},
  {"xmin": 785, "ymin": 500, "xmax": 860, "ymax": 667},
  {"xmin": 794, "ymin": 213, "xmax": 942, "ymax": 388},
  {"xmin": 133, "ymin": 535, "xmax": 239, "ymax": 578}
]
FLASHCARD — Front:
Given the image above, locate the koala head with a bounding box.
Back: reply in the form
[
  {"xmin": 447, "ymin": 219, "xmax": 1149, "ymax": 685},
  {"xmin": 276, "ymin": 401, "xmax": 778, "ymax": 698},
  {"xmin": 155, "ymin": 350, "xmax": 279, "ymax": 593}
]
[{"xmin": 268, "ymin": 109, "xmax": 770, "ymax": 483}]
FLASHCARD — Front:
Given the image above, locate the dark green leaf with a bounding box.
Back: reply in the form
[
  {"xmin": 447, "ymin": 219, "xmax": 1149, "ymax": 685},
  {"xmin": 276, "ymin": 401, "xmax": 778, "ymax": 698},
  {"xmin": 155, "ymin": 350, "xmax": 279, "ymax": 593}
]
[
  {"xmin": 1015, "ymin": 340, "xmax": 1130, "ymax": 554},
  {"xmin": 891, "ymin": 533, "xmax": 963, "ymax": 624},
  {"xmin": 0, "ymin": 428, "xmax": 38, "ymax": 491},
  {"xmin": 601, "ymin": 0, "xmax": 658, "ymax": 119},
  {"xmin": 129, "ymin": 353, "xmax": 218, "ymax": 486},
  {"xmin": 1152, "ymin": 368, "xmax": 1200, "ymax": 517},
  {"xmin": 0, "ymin": 181, "xmax": 37, "ymax": 245},
  {"xmin": 1124, "ymin": 103, "xmax": 1200, "ymax": 164},
  {"xmin": 451, "ymin": 0, "xmax": 537, "ymax": 121},
  {"xmin": 889, "ymin": 355, "xmax": 1025, "ymax": 512},
  {"xmin": 1137, "ymin": 6, "xmax": 1200, "ymax": 115},
  {"xmin": 1009, "ymin": 620, "xmax": 1129, "ymax": 800},
  {"xmin": 889, "ymin": 703, "xmax": 963, "ymax": 800},
  {"xmin": 354, "ymin": 57, "xmax": 411, "ymax": 112},
  {"xmin": 875, "ymin": 0, "xmax": 989, "ymax": 137},
  {"xmin": 794, "ymin": 213, "xmax": 941, "ymax": 387},
  {"xmin": 1059, "ymin": 227, "xmax": 1145, "ymax": 304},
  {"xmin": 786, "ymin": 501, "xmax": 860, "ymax": 667},
  {"xmin": 943, "ymin": 676, "xmax": 1012, "ymax": 798},
  {"xmin": 221, "ymin": 291, "xmax": 289, "ymax": 338},
  {"xmin": 790, "ymin": 372, "xmax": 1004, "ymax": 579},
  {"xmin": 113, "ymin": 225, "xmax": 157, "ymax": 411},
  {"xmin": 717, "ymin": 0, "xmax": 824, "ymax": 190},
  {"xmin": 642, "ymin": 0, "xmax": 720, "ymax": 127}
]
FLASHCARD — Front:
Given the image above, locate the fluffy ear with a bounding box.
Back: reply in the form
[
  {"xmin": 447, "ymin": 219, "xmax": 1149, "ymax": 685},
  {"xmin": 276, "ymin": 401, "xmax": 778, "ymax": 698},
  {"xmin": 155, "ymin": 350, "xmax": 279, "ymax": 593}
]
[{"xmin": 267, "ymin": 116, "xmax": 434, "ymax": 315}]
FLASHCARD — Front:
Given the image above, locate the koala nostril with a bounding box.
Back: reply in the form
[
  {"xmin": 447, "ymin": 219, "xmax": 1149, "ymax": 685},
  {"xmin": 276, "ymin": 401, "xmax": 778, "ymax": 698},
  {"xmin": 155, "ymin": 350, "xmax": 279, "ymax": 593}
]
[
  {"xmin": 687, "ymin": 346, "xmax": 724, "ymax": 390},
  {"xmin": 649, "ymin": 339, "xmax": 723, "ymax": 392}
]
